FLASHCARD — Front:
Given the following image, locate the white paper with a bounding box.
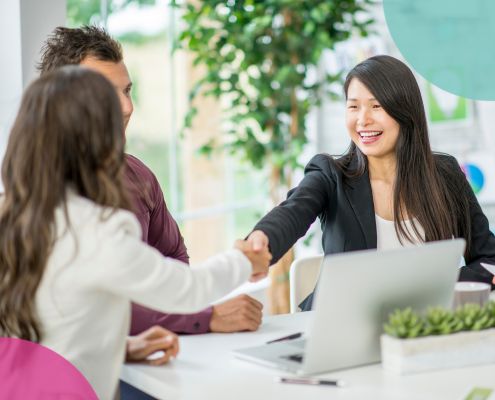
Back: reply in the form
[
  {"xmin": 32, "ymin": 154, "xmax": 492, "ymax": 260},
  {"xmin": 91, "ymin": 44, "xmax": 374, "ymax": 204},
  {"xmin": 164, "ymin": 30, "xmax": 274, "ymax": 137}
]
[{"xmin": 480, "ymin": 263, "xmax": 495, "ymax": 276}]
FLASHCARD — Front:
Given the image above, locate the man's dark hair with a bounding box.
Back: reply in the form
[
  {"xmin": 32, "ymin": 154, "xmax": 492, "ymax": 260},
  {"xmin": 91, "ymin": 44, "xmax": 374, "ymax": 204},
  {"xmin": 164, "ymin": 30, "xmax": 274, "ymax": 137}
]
[{"xmin": 37, "ymin": 25, "xmax": 123, "ymax": 75}]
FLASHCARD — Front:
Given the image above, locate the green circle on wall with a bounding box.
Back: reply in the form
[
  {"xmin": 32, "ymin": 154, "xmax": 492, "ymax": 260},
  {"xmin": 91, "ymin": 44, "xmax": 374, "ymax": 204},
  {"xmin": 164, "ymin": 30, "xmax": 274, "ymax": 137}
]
[{"xmin": 383, "ymin": 0, "xmax": 495, "ymax": 100}]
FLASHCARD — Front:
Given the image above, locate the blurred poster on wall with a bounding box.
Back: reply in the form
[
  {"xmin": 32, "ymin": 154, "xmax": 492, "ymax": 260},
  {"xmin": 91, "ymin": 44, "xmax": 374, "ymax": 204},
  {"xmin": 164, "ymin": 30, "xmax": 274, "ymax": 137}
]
[
  {"xmin": 426, "ymin": 82, "xmax": 472, "ymax": 126},
  {"xmin": 458, "ymin": 152, "xmax": 495, "ymax": 204}
]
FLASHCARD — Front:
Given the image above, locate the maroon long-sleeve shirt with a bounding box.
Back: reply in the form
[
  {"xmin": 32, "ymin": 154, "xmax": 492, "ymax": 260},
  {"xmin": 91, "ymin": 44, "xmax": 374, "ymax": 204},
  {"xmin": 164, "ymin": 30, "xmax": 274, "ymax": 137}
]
[{"xmin": 124, "ymin": 154, "xmax": 213, "ymax": 334}]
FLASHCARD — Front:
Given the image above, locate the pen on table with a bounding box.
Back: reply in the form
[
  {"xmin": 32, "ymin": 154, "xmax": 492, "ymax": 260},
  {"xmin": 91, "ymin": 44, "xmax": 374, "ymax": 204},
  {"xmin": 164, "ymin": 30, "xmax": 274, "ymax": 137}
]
[
  {"xmin": 275, "ymin": 377, "xmax": 346, "ymax": 387},
  {"xmin": 266, "ymin": 332, "xmax": 303, "ymax": 344}
]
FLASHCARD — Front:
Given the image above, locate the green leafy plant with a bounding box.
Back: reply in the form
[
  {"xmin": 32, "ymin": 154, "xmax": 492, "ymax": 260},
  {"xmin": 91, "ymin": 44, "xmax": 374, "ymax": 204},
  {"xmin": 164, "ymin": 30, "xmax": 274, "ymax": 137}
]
[
  {"xmin": 455, "ymin": 303, "xmax": 495, "ymax": 331},
  {"xmin": 423, "ymin": 307, "xmax": 463, "ymax": 336},
  {"xmin": 487, "ymin": 300, "xmax": 495, "ymax": 319},
  {"xmin": 67, "ymin": 0, "xmax": 157, "ymax": 27},
  {"xmin": 173, "ymin": 0, "xmax": 374, "ymax": 197},
  {"xmin": 384, "ymin": 301, "xmax": 495, "ymax": 339},
  {"xmin": 384, "ymin": 308, "xmax": 425, "ymax": 339}
]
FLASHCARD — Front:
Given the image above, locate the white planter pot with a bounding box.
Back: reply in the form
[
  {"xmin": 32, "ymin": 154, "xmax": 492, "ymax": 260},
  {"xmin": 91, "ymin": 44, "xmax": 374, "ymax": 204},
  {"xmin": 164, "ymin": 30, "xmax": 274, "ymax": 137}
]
[{"xmin": 380, "ymin": 328, "xmax": 495, "ymax": 374}]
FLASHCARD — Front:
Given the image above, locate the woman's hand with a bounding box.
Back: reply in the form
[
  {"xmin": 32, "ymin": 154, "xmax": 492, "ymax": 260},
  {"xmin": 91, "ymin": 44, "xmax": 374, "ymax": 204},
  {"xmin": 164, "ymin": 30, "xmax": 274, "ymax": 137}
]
[
  {"xmin": 235, "ymin": 235, "xmax": 272, "ymax": 282},
  {"xmin": 244, "ymin": 230, "xmax": 271, "ymax": 281},
  {"xmin": 246, "ymin": 230, "xmax": 270, "ymax": 253},
  {"xmin": 126, "ymin": 326, "xmax": 179, "ymax": 366}
]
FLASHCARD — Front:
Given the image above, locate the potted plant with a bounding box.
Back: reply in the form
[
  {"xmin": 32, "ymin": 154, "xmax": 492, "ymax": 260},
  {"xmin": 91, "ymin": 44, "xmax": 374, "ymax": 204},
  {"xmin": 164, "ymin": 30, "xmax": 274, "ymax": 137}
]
[{"xmin": 381, "ymin": 301, "xmax": 495, "ymax": 374}]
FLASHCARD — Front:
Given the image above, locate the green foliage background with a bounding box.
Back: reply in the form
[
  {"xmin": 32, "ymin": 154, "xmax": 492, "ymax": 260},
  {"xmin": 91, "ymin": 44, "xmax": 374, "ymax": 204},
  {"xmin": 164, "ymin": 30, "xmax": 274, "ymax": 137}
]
[
  {"xmin": 173, "ymin": 0, "xmax": 373, "ymax": 186},
  {"xmin": 67, "ymin": 0, "xmax": 156, "ymax": 27}
]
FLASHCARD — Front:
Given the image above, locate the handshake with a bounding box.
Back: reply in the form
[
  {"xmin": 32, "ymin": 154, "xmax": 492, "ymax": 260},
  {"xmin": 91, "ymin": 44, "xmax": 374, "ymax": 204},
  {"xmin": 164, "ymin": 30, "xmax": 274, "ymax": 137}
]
[{"xmin": 234, "ymin": 230, "xmax": 271, "ymax": 282}]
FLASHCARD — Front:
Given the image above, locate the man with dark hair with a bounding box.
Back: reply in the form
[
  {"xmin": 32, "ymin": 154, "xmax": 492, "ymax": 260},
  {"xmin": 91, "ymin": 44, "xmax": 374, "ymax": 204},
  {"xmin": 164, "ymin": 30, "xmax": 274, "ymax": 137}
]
[{"xmin": 38, "ymin": 26, "xmax": 263, "ymax": 337}]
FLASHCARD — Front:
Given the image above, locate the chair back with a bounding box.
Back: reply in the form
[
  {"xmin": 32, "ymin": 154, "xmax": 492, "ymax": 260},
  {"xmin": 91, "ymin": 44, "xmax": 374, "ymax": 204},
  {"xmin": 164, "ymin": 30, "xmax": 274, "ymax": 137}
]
[{"xmin": 289, "ymin": 254, "xmax": 323, "ymax": 313}]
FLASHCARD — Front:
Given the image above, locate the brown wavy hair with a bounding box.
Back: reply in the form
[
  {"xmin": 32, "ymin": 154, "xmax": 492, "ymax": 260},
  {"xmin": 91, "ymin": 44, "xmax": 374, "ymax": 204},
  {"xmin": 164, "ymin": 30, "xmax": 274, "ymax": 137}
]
[
  {"xmin": 338, "ymin": 55, "xmax": 470, "ymax": 248},
  {"xmin": 0, "ymin": 66, "xmax": 131, "ymax": 341}
]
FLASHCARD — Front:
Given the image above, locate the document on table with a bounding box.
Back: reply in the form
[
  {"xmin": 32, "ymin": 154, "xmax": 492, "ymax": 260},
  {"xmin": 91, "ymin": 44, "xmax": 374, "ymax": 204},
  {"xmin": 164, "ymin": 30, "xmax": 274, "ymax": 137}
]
[
  {"xmin": 481, "ymin": 263, "xmax": 495, "ymax": 276},
  {"xmin": 462, "ymin": 387, "xmax": 495, "ymax": 400}
]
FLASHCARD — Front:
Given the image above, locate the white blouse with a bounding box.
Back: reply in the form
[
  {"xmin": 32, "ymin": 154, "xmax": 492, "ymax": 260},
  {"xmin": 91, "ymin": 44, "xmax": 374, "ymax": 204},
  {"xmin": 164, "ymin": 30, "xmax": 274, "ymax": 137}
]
[
  {"xmin": 375, "ymin": 214, "xmax": 425, "ymax": 250},
  {"xmin": 36, "ymin": 193, "xmax": 251, "ymax": 399}
]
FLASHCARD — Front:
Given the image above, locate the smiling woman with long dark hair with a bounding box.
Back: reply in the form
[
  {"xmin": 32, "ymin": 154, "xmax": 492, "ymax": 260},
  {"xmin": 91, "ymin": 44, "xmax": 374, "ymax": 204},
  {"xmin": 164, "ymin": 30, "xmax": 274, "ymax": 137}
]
[
  {"xmin": 0, "ymin": 66, "xmax": 271, "ymax": 399},
  {"xmin": 248, "ymin": 55, "xmax": 495, "ymax": 310}
]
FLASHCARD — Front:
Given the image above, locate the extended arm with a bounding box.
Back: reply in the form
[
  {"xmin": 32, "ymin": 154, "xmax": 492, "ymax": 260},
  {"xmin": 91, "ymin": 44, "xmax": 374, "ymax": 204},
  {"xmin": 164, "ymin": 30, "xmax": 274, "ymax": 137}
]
[
  {"xmin": 250, "ymin": 154, "xmax": 334, "ymax": 263},
  {"xmin": 94, "ymin": 213, "xmax": 271, "ymax": 313},
  {"xmin": 132, "ymin": 183, "xmax": 264, "ymax": 333}
]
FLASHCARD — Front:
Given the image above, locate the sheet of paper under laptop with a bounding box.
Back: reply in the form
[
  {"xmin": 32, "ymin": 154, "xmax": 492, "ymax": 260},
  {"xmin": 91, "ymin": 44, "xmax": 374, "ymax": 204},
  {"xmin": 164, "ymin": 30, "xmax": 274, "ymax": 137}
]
[{"xmin": 481, "ymin": 263, "xmax": 495, "ymax": 276}]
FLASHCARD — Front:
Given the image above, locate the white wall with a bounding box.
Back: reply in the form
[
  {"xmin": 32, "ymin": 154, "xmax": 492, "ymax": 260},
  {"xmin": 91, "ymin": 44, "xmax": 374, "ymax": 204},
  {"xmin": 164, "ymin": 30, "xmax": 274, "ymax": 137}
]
[
  {"xmin": 0, "ymin": 0, "xmax": 66, "ymax": 190},
  {"xmin": 0, "ymin": 1, "xmax": 23, "ymax": 175},
  {"xmin": 19, "ymin": 0, "xmax": 66, "ymax": 86}
]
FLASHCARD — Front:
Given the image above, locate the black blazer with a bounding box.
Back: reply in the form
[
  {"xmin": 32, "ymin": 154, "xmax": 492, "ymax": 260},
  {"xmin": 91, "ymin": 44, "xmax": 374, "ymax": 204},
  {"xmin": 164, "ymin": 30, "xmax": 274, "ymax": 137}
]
[{"xmin": 254, "ymin": 153, "xmax": 495, "ymax": 311}]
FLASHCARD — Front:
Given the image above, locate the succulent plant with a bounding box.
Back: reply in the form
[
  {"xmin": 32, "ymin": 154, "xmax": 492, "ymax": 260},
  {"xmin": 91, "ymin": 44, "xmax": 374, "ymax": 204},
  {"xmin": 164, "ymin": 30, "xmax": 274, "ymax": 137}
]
[
  {"xmin": 384, "ymin": 308, "xmax": 425, "ymax": 339},
  {"xmin": 384, "ymin": 301, "xmax": 495, "ymax": 339},
  {"xmin": 485, "ymin": 301, "xmax": 495, "ymax": 328},
  {"xmin": 423, "ymin": 307, "xmax": 464, "ymax": 335},
  {"xmin": 455, "ymin": 304, "xmax": 495, "ymax": 331}
]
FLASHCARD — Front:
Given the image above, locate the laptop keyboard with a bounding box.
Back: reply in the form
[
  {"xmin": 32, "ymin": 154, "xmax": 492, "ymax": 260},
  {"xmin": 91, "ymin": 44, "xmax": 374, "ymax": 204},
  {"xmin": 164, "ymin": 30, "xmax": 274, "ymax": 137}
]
[{"xmin": 282, "ymin": 353, "xmax": 304, "ymax": 363}]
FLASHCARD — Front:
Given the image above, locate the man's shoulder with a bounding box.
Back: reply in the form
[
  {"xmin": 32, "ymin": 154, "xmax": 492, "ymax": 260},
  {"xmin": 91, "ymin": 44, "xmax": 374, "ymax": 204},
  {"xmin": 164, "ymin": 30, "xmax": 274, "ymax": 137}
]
[
  {"xmin": 125, "ymin": 153, "xmax": 158, "ymax": 182},
  {"xmin": 124, "ymin": 153, "xmax": 164, "ymax": 194},
  {"xmin": 124, "ymin": 153, "xmax": 164, "ymax": 212}
]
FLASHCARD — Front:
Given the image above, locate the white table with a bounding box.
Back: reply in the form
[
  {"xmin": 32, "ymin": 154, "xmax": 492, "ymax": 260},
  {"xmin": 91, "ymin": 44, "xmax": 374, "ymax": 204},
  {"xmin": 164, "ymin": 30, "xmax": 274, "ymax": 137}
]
[{"xmin": 121, "ymin": 312, "xmax": 495, "ymax": 400}]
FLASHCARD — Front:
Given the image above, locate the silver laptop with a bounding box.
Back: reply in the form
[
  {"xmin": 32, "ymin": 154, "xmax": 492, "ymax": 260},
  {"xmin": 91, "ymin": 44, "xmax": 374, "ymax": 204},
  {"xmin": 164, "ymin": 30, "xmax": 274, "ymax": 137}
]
[{"xmin": 233, "ymin": 239, "xmax": 465, "ymax": 375}]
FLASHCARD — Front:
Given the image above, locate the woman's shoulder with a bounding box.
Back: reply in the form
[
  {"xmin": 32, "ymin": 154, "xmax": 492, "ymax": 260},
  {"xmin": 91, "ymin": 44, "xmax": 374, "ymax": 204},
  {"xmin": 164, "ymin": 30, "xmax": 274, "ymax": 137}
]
[
  {"xmin": 432, "ymin": 152, "xmax": 463, "ymax": 174},
  {"xmin": 306, "ymin": 153, "xmax": 342, "ymax": 173},
  {"xmin": 306, "ymin": 152, "xmax": 362, "ymax": 181},
  {"xmin": 432, "ymin": 153, "xmax": 470, "ymax": 189},
  {"xmin": 59, "ymin": 193, "xmax": 142, "ymax": 239},
  {"xmin": 433, "ymin": 152, "xmax": 459, "ymax": 166}
]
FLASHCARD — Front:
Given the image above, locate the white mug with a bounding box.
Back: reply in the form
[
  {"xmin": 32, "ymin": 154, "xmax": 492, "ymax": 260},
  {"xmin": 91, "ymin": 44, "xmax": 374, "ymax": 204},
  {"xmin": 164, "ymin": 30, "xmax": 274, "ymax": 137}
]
[{"xmin": 452, "ymin": 281, "xmax": 491, "ymax": 309}]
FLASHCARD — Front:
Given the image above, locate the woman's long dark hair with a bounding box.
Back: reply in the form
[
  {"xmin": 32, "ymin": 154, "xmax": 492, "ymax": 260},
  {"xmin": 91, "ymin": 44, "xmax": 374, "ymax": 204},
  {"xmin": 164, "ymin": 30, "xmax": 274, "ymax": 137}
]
[
  {"xmin": 0, "ymin": 66, "xmax": 132, "ymax": 341},
  {"xmin": 338, "ymin": 55, "xmax": 470, "ymax": 247}
]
